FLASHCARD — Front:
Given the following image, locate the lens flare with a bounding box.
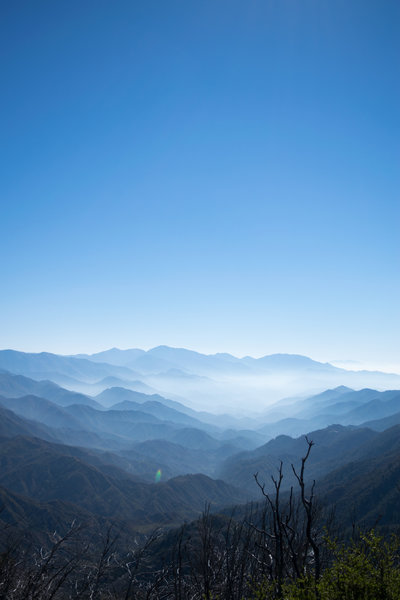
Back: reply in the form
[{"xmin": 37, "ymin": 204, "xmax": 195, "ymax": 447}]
[{"xmin": 155, "ymin": 469, "xmax": 162, "ymax": 483}]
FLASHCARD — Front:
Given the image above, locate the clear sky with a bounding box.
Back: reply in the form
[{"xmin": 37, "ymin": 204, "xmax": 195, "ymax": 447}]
[{"xmin": 1, "ymin": 1, "xmax": 399, "ymax": 370}]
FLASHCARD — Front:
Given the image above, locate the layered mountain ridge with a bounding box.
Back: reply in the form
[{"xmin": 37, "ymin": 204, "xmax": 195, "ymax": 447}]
[{"xmin": 1, "ymin": 346, "xmax": 400, "ymax": 553}]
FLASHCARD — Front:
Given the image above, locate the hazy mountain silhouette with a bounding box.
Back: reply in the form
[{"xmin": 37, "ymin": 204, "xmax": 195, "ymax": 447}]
[
  {"xmin": 4, "ymin": 348, "xmax": 400, "ymax": 412},
  {"xmin": 0, "ymin": 350, "xmax": 135, "ymax": 383},
  {"xmin": 76, "ymin": 347, "xmax": 146, "ymax": 366},
  {"xmin": 81, "ymin": 346, "xmax": 335, "ymax": 376},
  {"xmin": 95, "ymin": 386, "xmax": 190, "ymax": 412},
  {"xmin": 71, "ymin": 346, "xmax": 400, "ymax": 411},
  {"xmin": 0, "ymin": 404, "xmax": 58, "ymax": 441},
  {"xmin": 361, "ymin": 409, "xmax": 400, "ymax": 431},
  {"xmin": 256, "ymin": 387, "xmax": 400, "ymax": 438},
  {"xmin": 110, "ymin": 399, "xmax": 215, "ymax": 430},
  {"xmin": 0, "ymin": 394, "xmax": 84, "ymax": 430},
  {"xmin": 0, "ymin": 371, "xmax": 101, "ymax": 408}
]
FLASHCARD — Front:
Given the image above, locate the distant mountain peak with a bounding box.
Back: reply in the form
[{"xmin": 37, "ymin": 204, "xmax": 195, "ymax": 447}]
[{"xmin": 334, "ymin": 385, "xmax": 353, "ymax": 392}]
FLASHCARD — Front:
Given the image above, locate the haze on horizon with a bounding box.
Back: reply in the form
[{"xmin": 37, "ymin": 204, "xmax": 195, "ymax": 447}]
[
  {"xmin": 1, "ymin": 341, "xmax": 400, "ymax": 376},
  {"xmin": 3, "ymin": 344, "xmax": 400, "ymax": 377},
  {"xmin": 1, "ymin": 1, "xmax": 399, "ymax": 374},
  {"xmin": 3, "ymin": 344, "xmax": 400, "ymax": 415}
]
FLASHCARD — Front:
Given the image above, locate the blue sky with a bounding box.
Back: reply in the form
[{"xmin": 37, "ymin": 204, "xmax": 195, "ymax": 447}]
[{"xmin": 1, "ymin": 1, "xmax": 399, "ymax": 369}]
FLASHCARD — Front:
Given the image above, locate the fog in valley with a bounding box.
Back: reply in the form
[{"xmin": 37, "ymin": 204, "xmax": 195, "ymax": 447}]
[{"xmin": 60, "ymin": 347, "xmax": 400, "ymax": 415}]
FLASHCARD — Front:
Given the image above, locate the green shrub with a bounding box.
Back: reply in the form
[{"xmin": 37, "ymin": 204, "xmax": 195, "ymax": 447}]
[{"xmin": 253, "ymin": 531, "xmax": 400, "ymax": 600}]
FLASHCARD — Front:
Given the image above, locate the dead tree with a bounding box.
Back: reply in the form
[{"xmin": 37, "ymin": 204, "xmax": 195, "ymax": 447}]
[
  {"xmin": 247, "ymin": 435, "xmax": 321, "ymax": 597},
  {"xmin": 291, "ymin": 437, "xmax": 321, "ymax": 587}
]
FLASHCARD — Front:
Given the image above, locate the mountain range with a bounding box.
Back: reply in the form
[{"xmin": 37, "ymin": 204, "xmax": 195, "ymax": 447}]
[
  {"xmin": 1, "ymin": 346, "xmax": 400, "ymax": 558},
  {"xmin": 2, "ymin": 347, "xmax": 400, "ymax": 412}
]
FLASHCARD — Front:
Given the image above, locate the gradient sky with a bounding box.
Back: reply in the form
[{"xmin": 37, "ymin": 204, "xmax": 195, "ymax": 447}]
[{"xmin": 1, "ymin": 1, "xmax": 399, "ymax": 370}]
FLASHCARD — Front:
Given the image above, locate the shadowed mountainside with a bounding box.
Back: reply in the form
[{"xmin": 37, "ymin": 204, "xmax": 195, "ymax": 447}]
[
  {"xmin": 217, "ymin": 424, "xmax": 379, "ymax": 495},
  {"xmin": 0, "ymin": 435, "xmax": 246, "ymax": 530}
]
